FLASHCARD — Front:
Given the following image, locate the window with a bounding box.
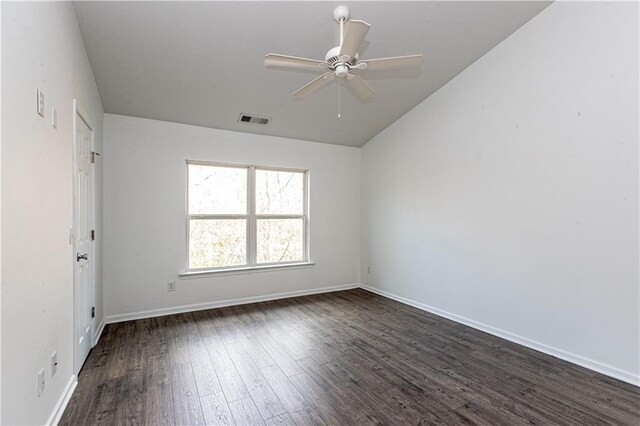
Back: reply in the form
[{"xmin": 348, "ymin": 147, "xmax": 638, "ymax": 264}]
[{"xmin": 186, "ymin": 161, "xmax": 308, "ymax": 272}]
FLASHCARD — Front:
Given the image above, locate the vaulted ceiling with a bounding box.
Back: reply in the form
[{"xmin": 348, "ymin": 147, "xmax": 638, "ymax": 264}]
[{"xmin": 74, "ymin": 1, "xmax": 550, "ymax": 147}]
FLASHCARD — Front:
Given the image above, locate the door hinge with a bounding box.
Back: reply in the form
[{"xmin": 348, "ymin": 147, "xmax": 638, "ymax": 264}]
[
  {"xmin": 91, "ymin": 306, "xmax": 95, "ymax": 318},
  {"xmin": 91, "ymin": 230, "xmax": 95, "ymax": 241},
  {"xmin": 91, "ymin": 151, "xmax": 101, "ymax": 164}
]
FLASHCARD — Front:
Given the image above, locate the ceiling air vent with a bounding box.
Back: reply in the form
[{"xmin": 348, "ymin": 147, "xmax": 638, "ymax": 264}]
[{"xmin": 238, "ymin": 113, "xmax": 270, "ymax": 126}]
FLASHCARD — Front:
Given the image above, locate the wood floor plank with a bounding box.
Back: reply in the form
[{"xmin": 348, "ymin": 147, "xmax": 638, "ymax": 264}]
[
  {"xmin": 146, "ymin": 317, "xmax": 170, "ymax": 359},
  {"xmin": 115, "ymin": 395, "xmax": 146, "ymax": 426},
  {"xmin": 320, "ymin": 359, "xmax": 422, "ymax": 424},
  {"xmin": 59, "ymin": 365, "xmax": 106, "ymax": 425},
  {"xmin": 107, "ymin": 322, "xmax": 135, "ymax": 379},
  {"xmin": 83, "ymin": 336, "xmax": 112, "ymax": 370},
  {"xmin": 91, "ymin": 377, "xmax": 124, "ymax": 425},
  {"xmin": 225, "ymin": 341, "xmax": 287, "ymax": 420},
  {"xmin": 145, "ymin": 381, "xmax": 174, "ymax": 426},
  {"xmin": 60, "ymin": 290, "xmax": 640, "ymax": 425},
  {"xmin": 287, "ymin": 372, "xmax": 348, "ymax": 425},
  {"xmin": 227, "ymin": 397, "xmax": 265, "ymax": 426},
  {"xmin": 166, "ymin": 315, "xmax": 191, "ymax": 365},
  {"xmin": 206, "ymin": 339, "xmax": 250, "ymax": 402},
  {"xmin": 147, "ymin": 353, "xmax": 171, "ymax": 387},
  {"xmin": 125, "ymin": 318, "xmax": 152, "ymax": 372},
  {"xmin": 254, "ymin": 332, "xmax": 304, "ymax": 377},
  {"xmin": 289, "ymin": 407, "xmax": 326, "ymax": 426},
  {"xmin": 188, "ymin": 337, "xmax": 224, "ymax": 397},
  {"xmin": 119, "ymin": 369, "xmax": 146, "ymax": 403},
  {"xmin": 211, "ymin": 308, "xmax": 246, "ymax": 344},
  {"xmin": 296, "ymin": 357, "xmax": 397, "ymax": 424},
  {"xmin": 192, "ymin": 310, "xmax": 222, "ymax": 346},
  {"xmin": 239, "ymin": 336, "xmax": 275, "ymax": 369},
  {"xmin": 201, "ymin": 392, "xmax": 234, "ymax": 426},
  {"xmin": 264, "ymin": 412, "xmax": 296, "ymax": 426},
  {"xmin": 259, "ymin": 364, "xmax": 310, "ymax": 412},
  {"xmin": 171, "ymin": 362, "xmax": 205, "ymax": 425}
]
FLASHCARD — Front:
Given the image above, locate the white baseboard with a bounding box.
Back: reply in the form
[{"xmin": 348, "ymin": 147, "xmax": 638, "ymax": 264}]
[
  {"xmin": 93, "ymin": 317, "xmax": 106, "ymax": 346},
  {"xmin": 360, "ymin": 284, "xmax": 640, "ymax": 387},
  {"xmin": 106, "ymin": 283, "xmax": 359, "ymax": 324},
  {"xmin": 45, "ymin": 375, "xmax": 77, "ymax": 426}
]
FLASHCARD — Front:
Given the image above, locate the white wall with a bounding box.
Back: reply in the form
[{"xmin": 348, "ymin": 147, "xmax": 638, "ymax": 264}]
[
  {"xmin": 103, "ymin": 114, "xmax": 360, "ymax": 318},
  {"xmin": 0, "ymin": 4, "xmax": 3, "ymax": 420},
  {"xmin": 1, "ymin": 2, "xmax": 104, "ymax": 424},
  {"xmin": 361, "ymin": 2, "xmax": 639, "ymax": 384}
]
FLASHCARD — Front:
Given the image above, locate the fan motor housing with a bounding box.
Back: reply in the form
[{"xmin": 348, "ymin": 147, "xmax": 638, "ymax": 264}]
[{"xmin": 325, "ymin": 46, "xmax": 359, "ymax": 68}]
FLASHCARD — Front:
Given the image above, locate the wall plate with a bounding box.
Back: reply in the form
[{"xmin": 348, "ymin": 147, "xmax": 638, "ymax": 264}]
[{"xmin": 36, "ymin": 89, "xmax": 45, "ymax": 117}]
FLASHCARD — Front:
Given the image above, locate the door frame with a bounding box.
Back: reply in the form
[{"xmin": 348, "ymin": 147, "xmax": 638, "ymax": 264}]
[{"xmin": 72, "ymin": 99, "xmax": 96, "ymax": 375}]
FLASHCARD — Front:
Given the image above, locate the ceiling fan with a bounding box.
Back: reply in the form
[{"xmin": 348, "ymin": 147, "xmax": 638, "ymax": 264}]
[{"xmin": 265, "ymin": 6, "xmax": 423, "ymax": 109}]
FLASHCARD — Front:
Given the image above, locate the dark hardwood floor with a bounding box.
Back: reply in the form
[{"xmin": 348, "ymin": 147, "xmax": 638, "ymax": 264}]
[{"xmin": 60, "ymin": 289, "xmax": 640, "ymax": 425}]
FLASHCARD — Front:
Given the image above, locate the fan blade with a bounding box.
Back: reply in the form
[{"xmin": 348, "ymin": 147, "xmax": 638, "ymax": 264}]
[
  {"xmin": 361, "ymin": 54, "xmax": 423, "ymax": 71},
  {"xmin": 345, "ymin": 74, "xmax": 375, "ymax": 102},
  {"xmin": 292, "ymin": 72, "xmax": 335, "ymax": 99},
  {"xmin": 265, "ymin": 53, "xmax": 329, "ymax": 71},
  {"xmin": 339, "ymin": 20, "xmax": 371, "ymax": 60}
]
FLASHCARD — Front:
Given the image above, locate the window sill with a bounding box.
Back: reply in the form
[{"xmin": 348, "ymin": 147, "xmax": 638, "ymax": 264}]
[{"xmin": 179, "ymin": 262, "xmax": 315, "ymax": 279}]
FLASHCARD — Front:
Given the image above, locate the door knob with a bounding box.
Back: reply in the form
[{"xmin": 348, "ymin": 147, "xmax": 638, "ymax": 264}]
[{"xmin": 77, "ymin": 253, "xmax": 88, "ymax": 261}]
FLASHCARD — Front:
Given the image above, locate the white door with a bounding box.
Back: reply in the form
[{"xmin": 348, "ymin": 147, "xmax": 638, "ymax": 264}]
[{"xmin": 74, "ymin": 107, "xmax": 94, "ymax": 374}]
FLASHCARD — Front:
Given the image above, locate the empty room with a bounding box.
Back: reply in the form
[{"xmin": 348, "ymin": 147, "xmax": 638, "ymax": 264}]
[{"xmin": 1, "ymin": 1, "xmax": 639, "ymax": 425}]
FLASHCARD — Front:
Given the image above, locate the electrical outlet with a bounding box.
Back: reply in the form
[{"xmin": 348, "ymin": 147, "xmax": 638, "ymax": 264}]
[
  {"xmin": 36, "ymin": 89, "xmax": 45, "ymax": 117},
  {"xmin": 367, "ymin": 266, "xmax": 371, "ymax": 274},
  {"xmin": 37, "ymin": 368, "xmax": 45, "ymax": 397},
  {"xmin": 168, "ymin": 281, "xmax": 176, "ymax": 292},
  {"xmin": 51, "ymin": 352, "xmax": 58, "ymax": 377}
]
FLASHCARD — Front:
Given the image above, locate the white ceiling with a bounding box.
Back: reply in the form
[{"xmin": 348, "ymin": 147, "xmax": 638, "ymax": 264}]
[{"xmin": 73, "ymin": 1, "xmax": 550, "ymax": 147}]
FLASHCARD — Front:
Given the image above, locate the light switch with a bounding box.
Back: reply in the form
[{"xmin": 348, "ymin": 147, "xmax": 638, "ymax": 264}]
[
  {"xmin": 51, "ymin": 106, "xmax": 57, "ymax": 128},
  {"xmin": 36, "ymin": 89, "xmax": 44, "ymax": 117},
  {"xmin": 37, "ymin": 368, "xmax": 45, "ymax": 397},
  {"xmin": 51, "ymin": 351, "xmax": 58, "ymax": 377}
]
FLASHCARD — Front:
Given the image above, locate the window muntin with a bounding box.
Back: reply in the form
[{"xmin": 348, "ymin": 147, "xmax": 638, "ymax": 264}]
[{"xmin": 186, "ymin": 161, "xmax": 308, "ymax": 271}]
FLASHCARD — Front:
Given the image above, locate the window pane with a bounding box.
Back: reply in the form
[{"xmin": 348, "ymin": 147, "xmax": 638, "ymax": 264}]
[
  {"xmin": 189, "ymin": 219, "xmax": 246, "ymax": 269},
  {"xmin": 257, "ymin": 218, "xmax": 304, "ymax": 264},
  {"xmin": 188, "ymin": 164, "xmax": 247, "ymax": 214},
  {"xmin": 256, "ymin": 170, "xmax": 304, "ymax": 215}
]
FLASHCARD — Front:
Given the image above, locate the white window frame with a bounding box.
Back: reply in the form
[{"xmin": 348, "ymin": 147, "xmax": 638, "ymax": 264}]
[{"xmin": 185, "ymin": 160, "xmax": 310, "ymax": 275}]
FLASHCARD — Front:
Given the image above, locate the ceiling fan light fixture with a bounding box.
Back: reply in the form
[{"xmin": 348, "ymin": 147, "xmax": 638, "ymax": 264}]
[{"xmin": 335, "ymin": 64, "xmax": 349, "ymax": 78}]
